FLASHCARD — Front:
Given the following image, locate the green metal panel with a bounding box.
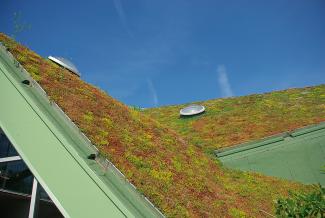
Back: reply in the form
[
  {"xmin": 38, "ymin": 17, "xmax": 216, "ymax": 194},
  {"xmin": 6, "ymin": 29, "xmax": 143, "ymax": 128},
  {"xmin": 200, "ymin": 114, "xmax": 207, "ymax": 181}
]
[
  {"xmin": 216, "ymin": 123, "xmax": 325, "ymax": 186},
  {"xmin": 0, "ymin": 45, "xmax": 164, "ymax": 217}
]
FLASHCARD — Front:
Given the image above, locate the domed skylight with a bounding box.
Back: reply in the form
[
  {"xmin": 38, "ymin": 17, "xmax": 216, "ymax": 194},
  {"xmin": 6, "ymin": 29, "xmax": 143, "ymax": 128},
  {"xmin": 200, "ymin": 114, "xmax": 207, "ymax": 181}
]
[
  {"xmin": 180, "ymin": 104, "xmax": 205, "ymax": 116},
  {"xmin": 48, "ymin": 56, "xmax": 80, "ymax": 76}
]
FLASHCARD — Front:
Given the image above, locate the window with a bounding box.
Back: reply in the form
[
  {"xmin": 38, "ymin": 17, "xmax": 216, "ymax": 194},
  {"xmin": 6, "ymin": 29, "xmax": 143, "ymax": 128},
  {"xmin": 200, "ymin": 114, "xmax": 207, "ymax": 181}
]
[{"xmin": 0, "ymin": 129, "xmax": 63, "ymax": 218}]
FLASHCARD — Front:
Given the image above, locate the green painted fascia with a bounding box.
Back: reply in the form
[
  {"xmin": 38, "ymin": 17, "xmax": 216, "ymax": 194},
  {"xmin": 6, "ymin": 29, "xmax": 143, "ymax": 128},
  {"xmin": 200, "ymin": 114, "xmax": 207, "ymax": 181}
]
[
  {"xmin": 291, "ymin": 122, "xmax": 325, "ymax": 137},
  {"xmin": 215, "ymin": 122, "xmax": 325, "ymax": 185},
  {"xmin": 215, "ymin": 122, "xmax": 325, "ymax": 158},
  {"xmin": 215, "ymin": 135, "xmax": 285, "ymax": 158},
  {"xmin": 0, "ymin": 44, "xmax": 164, "ymax": 218}
]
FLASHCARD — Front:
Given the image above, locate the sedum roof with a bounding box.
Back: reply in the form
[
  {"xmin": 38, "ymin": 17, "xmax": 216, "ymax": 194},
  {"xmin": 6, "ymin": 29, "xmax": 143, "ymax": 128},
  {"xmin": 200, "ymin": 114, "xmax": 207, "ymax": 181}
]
[
  {"xmin": 0, "ymin": 33, "xmax": 322, "ymax": 217},
  {"xmin": 0, "ymin": 43, "xmax": 163, "ymax": 217},
  {"xmin": 145, "ymin": 85, "xmax": 325, "ymax": 153}
]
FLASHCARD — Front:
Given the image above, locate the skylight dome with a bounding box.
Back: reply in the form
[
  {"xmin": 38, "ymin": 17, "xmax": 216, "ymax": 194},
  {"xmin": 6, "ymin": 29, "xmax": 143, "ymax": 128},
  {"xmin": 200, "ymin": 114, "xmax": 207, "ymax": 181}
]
[
  {"xmin": 180, "ymin": 104, "xmax": 205, "ymax": 116},
  {"xmin": 48, "ymin": 56, "xmax": 80, "ymax": 76}
]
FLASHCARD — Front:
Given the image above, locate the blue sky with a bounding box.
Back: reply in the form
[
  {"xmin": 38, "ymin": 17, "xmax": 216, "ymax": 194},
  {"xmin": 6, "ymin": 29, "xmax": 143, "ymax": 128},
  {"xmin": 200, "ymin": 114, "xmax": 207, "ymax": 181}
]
[{"xmin": 1, "ymin": 0, "xmax": 324, "ymax": 108}]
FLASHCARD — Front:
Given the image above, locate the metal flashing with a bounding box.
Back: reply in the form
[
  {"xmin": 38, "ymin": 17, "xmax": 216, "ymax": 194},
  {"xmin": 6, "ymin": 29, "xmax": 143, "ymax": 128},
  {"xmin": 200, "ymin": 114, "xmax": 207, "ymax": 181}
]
[
  {"xmin": 216, "ymin": 122, "xmax": 325, "ymax": 185},
  {"xmin": 0, "ymin": 44, "xmax": 164, "ymax": 217}
]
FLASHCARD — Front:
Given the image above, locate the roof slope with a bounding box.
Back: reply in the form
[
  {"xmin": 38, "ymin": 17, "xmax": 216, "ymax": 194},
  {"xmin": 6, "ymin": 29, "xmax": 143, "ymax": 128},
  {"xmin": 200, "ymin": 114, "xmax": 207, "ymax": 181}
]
[
  {"xmin": 145, "ymin": 85, "xmax": 325, "ymax": 152},
  {"xmin": 0, "ymin": 44, "xmax": 163, "ymax": 217},
  {"xmin": 216, "ymin": 122, "xmax": 325, "ymax": 185},
  {"xmin": 0, "ymin": 33, "xmax": 313, "ymax": 217}
]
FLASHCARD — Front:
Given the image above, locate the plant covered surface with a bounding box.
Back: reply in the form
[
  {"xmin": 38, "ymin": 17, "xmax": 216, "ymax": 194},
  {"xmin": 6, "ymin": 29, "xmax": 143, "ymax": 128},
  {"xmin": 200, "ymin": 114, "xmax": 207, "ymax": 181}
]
[
  {"xmin": 145, "ymin": 85, "xmax": 325, "ymax": 153},
  {"xmin": 0, "ymin": 33, "xmax": 317, "ymax": 217},
  {"xmin": 275, "ymin": 184, "xmax": 325, "ymax": 217}
]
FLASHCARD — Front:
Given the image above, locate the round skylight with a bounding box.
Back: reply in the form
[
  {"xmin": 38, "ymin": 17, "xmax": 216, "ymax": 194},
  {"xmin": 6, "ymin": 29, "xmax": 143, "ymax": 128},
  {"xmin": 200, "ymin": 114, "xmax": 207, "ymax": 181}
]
[
  {"xmin": 180, "ymin": 104, "xmax": 205, "ymax": 116},
  {"xmin": 48, "ymin": 56, "xmax": 80, "ymax": 76}
]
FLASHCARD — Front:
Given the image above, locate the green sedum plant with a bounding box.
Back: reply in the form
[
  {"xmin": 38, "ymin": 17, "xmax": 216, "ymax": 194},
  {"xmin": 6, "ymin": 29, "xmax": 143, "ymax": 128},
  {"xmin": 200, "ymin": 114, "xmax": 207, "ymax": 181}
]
[
  {"xmin": 1, "ymin": 32, "xmax": 321, "ymax": 218},
  {"xmin": 275, "ymin": 184, "xmax": 325, "ymax": 218}
]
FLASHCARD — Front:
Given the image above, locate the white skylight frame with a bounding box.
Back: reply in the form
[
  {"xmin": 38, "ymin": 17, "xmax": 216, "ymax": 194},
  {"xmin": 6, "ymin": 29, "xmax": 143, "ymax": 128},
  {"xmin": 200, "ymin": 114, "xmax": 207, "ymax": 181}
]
[
  {"xmin": 180, "ymin": 104, "xmax": 205, "ymax": 116},
  {"xmin": 48, "ymin": 56, "xmax": 80, "ymax": 77}
]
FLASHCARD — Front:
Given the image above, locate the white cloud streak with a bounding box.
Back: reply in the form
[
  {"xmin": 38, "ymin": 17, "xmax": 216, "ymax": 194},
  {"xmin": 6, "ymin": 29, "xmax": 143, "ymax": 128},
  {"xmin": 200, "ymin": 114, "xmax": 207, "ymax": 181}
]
[
  {"xmin": 147, "ymin": 78, "xmax": 158, "ymax": 107},
  {"xmin": 217, "ymin": 65, "xmax": 234, "ymax": 97},
  {"xmin": 113, "ymin": 0, "xmax": 133, "ymax": 37}
]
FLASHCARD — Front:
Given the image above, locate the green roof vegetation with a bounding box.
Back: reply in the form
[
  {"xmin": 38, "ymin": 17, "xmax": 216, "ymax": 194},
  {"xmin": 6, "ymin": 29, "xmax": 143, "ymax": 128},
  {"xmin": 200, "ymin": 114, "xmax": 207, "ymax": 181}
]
[
  {"xmin": 144, "ymin": 84, "xmax": 325, "ymax": 153},
  {"xmin": 0, "ymin": 43, "xmax": 163, "ymax": 217},
  {"xmin": 0, "ymin": 33, "xmax": 322, "ymax": 217}
]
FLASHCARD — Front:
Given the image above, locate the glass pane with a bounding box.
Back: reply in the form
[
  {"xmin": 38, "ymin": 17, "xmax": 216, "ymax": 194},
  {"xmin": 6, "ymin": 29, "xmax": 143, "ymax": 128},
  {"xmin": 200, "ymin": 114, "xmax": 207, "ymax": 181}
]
[{"xmin": 0, "ymin": 129, "xmax": 63, "ymax": 217}]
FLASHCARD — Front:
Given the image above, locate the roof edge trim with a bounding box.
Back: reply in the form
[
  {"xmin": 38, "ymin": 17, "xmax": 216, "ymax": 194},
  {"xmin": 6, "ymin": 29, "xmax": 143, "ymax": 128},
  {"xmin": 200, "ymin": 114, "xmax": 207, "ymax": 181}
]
[
  {"xmin": 215, "ymin": 121, "xmax": 325, "ymax": 158},
  {"xmin": 0, "ymin": 44, "xmax": 164, "ymax": 217}
]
